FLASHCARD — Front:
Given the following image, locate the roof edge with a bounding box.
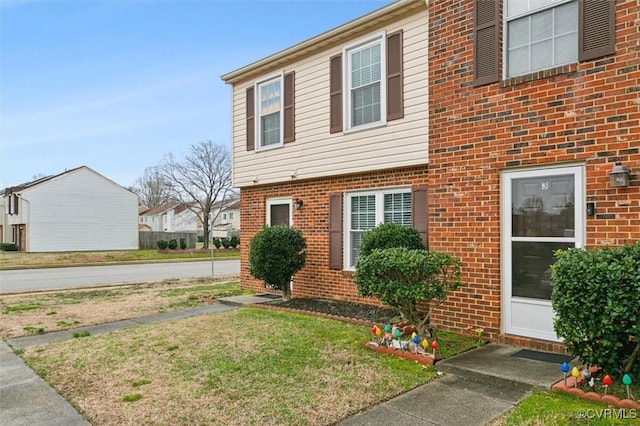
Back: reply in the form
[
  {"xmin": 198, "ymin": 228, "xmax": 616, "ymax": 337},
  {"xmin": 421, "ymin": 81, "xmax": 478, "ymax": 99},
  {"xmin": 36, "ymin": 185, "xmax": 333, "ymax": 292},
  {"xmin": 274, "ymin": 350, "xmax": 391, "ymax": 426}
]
[{"xmin": 220, "ymin": 0, "xmax": 425, "ymax": 85}]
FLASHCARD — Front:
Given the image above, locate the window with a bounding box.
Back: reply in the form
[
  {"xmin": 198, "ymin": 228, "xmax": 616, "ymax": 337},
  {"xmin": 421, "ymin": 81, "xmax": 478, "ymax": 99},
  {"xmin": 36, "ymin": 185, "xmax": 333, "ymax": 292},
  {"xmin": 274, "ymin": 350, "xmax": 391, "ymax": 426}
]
[
  {"xmin": 223, "ymin": 213, "xmax": 227, "ymax": 220},
  {"xmin": 267, "ymin": 198, "xmax": 291, "ymax": 227},
  {"xmin": 345, "ymin": 188, "xmax": 411, "ymax": 268},
  {"xmin": 344, "ymin": 33, "xmax": 386, "ymax": 131},
  {"xmin": 229, "ymin": 212, "xmax": 234, "ymax": 219},
  {"xmin": 256, "ymin": 75, "xmax": 283, "ymax": 149},
  {"xmin": 505, "ymin": 0, "xmax": 578, "ymax": 78}
]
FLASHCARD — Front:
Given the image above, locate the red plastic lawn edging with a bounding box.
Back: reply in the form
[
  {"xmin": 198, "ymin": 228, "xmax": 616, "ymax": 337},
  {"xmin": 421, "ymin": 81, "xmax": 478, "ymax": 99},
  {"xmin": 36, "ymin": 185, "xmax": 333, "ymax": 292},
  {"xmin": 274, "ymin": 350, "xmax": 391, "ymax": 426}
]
[
  {"xmin": 551, "ymin": 367, "xmax": 640, "ymax": 409},
  {"xmin": 363, "ymin": 342, "xmax": 435, "ymax": 365}
]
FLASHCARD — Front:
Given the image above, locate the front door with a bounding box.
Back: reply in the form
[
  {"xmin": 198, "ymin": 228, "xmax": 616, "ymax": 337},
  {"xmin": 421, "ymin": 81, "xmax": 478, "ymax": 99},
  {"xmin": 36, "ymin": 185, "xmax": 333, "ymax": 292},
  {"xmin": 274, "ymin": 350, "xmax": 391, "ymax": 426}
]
[{"xmin": 502, "ymin": 166, "xmax": 584, "ymax": 341}]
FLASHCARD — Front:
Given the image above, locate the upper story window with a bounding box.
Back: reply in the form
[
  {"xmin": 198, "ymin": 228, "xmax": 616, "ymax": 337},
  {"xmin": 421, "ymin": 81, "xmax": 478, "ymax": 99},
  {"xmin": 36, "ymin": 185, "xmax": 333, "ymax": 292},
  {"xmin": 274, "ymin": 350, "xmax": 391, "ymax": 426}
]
[
  {"xmin": 245, "ymin": 72, "xmax": 295, "ymax": 152},
  {"xmin": 345, "ymin": 34, "xmax": 385, "ymax": 130},
  {"xmin": 257, "ymin": 75, "xmax": 283, "ymax": 149},
  {"xmin": 505, "ymin": 0, "xmax": 578, "ymax": 78}
]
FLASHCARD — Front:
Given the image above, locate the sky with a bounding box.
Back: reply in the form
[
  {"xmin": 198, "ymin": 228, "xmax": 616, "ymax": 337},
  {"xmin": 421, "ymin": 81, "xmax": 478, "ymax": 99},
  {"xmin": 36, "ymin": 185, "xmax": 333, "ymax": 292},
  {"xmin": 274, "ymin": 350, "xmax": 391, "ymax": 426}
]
[{"xmin": 0, "ymin": 0, "xmax": 391, "ymax": 189}]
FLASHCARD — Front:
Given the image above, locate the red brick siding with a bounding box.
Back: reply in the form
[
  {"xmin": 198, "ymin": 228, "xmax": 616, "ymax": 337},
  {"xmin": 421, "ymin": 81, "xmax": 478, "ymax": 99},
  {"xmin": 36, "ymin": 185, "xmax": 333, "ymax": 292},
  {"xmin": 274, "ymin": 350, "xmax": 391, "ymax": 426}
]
[
  {"xmin": 428, "ymin": 0, "xmax": 640, "ymax": 343},
  {"xmin": 240, "ymin": 165, "xmax": 428, "ymax": 304}
]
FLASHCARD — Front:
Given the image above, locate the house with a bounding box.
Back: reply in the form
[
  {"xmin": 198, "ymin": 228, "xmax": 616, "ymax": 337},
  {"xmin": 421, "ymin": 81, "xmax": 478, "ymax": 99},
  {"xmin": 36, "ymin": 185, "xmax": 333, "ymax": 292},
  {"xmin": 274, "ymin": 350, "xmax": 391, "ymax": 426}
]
[
  {"xmin": 221, "ymin": 0, "xmax": 429, "ymax": 297},
  {"xmin": 2, "ymin": 166, "xmax": 139, "ymax": 252},
  {"xmin": 427, "ymin": 0, "xmax": 639, "ymax": 352},
  {"xmin": 139, "ymin": 203, "xmax": 203, "ymax": 233},
  {"xmin": 222, "ymin": 0, "xmax": 639, "ymax": 352},
  {"xmin": 211, "ymin": 197, "xmax": 240, "ymax": 238}
]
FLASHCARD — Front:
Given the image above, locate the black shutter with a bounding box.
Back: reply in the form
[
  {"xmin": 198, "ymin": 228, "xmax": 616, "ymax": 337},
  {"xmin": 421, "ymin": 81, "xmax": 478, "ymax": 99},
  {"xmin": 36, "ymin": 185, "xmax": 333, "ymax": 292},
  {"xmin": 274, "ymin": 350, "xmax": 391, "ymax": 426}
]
[
  {"xmin": 283, "ymin": 71, "xmax": 295, "ymax": 143},
  {"xmin": 473, "ymin": 0, "xmax": 500, "ymax": 87},
  {"xmin": 329, "ymin": 54, "xmax": 343, "ymax": 134},
  {"xmin": 328, "ymin": 193, "xmax": 343, "ymax": 270},
  {"xmin": 8, "ymin": 193, "xmax": 12, "ymax": 215},
  {"xmin": 579, "ymin": 0, "xmax": 616, "ymax": 61},
  {"xmin": 246, "ymin": 86, "xmax": 255, "ymax": 151},
  {"xmin": 14, "ymin": 195, "xmax": 18, "ymax": 215},
  {"xmin": 411, "ymin": 186, "xmax": 428, "ymax": 250},
  {"xmin": 387, "ymin": 30, "xmax": 404, "ymax": 121}
]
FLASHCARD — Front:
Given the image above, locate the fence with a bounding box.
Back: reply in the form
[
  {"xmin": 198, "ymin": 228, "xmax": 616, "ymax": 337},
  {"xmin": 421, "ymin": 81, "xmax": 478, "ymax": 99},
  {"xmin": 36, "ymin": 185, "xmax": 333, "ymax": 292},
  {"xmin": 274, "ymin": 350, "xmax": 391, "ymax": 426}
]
[{"xmin": 139, "ymin": 231, "xmax": 198, "ymax": 249}]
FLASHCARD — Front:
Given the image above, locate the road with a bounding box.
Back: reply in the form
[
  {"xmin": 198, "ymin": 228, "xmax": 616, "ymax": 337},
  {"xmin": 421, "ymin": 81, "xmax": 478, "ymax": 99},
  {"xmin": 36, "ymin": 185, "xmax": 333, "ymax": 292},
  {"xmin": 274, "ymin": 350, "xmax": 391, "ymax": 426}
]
[{"xmin": 0, "ymin": 260, "xmax": 240, "ymax": 294}]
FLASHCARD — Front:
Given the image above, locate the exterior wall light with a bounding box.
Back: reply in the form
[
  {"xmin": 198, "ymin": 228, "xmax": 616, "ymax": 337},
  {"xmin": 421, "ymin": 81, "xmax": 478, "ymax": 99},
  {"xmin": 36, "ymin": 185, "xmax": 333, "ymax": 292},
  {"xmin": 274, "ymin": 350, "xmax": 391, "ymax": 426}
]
[
  {"xmin": 609, "ymin": 162, "xmax": 631, "ymax": 188},
  {"xmin": 294, "ymin": 199, "xmax": 303, "ymax": 211}
]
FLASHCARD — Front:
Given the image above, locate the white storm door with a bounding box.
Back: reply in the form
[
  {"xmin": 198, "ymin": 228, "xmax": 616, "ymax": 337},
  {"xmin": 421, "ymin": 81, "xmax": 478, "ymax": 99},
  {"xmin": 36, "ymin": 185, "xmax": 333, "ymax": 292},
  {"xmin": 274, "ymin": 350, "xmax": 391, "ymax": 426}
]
[
  {"xmin": 267, "ymin": 198, "xmax": 292, "ymax": 227},
  {"xmin": 502, "ymin": 166, "xmax": 584, "ymax": 341}
]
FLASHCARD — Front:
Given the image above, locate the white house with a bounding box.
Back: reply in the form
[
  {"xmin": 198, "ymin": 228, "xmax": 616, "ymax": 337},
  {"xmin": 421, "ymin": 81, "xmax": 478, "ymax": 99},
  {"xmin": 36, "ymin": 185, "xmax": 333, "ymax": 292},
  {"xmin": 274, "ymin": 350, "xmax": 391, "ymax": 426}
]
[
  {"xmin": 211, "ymin": 197, "xmax": 240, "ymax": 238},
  {"xmin": 2, "ymin": 166, "xmax": 139, "ymax": 252},
  {"xmin": 139, "ymin": 203, "xmax": 203, "ymax": 233}
]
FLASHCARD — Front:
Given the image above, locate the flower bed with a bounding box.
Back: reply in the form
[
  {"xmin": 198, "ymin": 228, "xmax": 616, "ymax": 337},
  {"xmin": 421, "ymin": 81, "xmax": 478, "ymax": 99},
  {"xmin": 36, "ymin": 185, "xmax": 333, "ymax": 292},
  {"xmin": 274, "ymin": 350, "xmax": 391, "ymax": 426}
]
[{"xmin": 552, "ymin": 367, "xmax": 640, "ymax": 409}]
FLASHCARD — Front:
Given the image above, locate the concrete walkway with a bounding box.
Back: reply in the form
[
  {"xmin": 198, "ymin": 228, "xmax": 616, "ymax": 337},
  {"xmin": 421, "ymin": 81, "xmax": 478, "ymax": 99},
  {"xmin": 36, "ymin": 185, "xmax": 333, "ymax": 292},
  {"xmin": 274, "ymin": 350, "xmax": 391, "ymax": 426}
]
[{"xmin": 1, "ymin": 295, "xmax": 575, "ymax": 426}]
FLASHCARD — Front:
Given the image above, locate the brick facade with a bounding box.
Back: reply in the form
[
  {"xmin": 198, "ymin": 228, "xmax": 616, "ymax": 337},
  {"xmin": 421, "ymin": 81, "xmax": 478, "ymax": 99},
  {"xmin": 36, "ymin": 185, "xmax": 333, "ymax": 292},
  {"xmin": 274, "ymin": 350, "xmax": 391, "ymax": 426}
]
[{"xmin": 427, "ymin": 0, "xmax": 639, "ymax": 351}]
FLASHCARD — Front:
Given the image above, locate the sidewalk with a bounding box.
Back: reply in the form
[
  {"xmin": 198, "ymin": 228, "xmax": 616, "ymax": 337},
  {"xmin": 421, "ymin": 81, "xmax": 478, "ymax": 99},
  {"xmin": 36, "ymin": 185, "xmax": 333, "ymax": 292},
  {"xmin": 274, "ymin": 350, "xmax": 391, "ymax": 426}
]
[{"xmin": 1, "ymin": 295, "xmax": 575, "ymax": 426}]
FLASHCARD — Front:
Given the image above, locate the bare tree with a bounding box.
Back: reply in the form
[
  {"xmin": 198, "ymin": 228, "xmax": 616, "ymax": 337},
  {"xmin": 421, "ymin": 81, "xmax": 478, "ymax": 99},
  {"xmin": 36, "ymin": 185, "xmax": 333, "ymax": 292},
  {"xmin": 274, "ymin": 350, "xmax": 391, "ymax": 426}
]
[
  {"xmin": 159, "ymin": 140, "xmax": 232, "ymax": 249},
  {"xmin": 132, "ymin": 166, "xmax": 172, "ymax": 208}
]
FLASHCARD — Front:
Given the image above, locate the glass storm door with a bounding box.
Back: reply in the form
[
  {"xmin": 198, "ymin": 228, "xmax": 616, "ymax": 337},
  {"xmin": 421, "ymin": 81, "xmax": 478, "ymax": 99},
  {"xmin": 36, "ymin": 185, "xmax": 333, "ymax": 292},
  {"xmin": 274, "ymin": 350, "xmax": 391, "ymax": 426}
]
[
  {"xmin": 267, "ymin": 198, "xmax": 292, "ymax": 227},
  {"xmin": 502, "ymin": 166, "xmax": 583, "ymax": 341}
]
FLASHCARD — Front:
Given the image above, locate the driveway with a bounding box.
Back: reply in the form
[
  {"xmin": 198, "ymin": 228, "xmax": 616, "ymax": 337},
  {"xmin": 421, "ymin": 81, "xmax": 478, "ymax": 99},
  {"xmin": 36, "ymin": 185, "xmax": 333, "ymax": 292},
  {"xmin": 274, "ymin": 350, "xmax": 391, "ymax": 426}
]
[{"xmin": 0, "ymin": 259, "xmax": 240, "ymax": 293}]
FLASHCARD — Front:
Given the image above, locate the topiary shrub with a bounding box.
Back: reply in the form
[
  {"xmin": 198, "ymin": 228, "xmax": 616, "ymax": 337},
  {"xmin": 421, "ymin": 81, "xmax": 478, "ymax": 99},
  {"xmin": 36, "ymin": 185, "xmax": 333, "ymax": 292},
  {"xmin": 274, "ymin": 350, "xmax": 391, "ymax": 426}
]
[
  {"xmin": 359, "ymin": 222, "xmax": 425, "ymax": 257},
  {"xmin": 355, "ymin": 247, "xmax": 462, "ymax": 339},
  {"xmin": 220, "ymin": 237, "xmax": 231, "ymax": 249},
  {"xmin": 229, "ymin": 235, "xmax": 239, "ymax": 248},
  {"xmin": 249, "ymin": 225, "xmax": 306, "ymax": 300},
  {"xmin": 157, "ymin": 240, "xmax": 168, "ymax": 250},
  {"xmin": 168, "ymin": 239, "xmax": 178, "ymax": 250},
  {"xmin": 212, "ymin": 238, "xmax": 221, "ymax": 249},
  {"xmin": 179, "ymin": 238, "xmax": 187, "ymax": 250},
  {"xmin": 551, "ymin": 242, "xmax": 640, "ymax": 377}
]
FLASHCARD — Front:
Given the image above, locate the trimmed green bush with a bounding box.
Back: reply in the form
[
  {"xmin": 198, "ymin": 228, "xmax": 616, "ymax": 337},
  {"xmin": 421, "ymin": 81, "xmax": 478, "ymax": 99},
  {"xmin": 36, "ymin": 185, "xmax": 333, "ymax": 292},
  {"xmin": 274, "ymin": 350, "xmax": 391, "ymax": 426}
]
[
  {"xmin": 249, "ymin": 225, "xmax": 306, "ymax": 300},
  {"xmin": 212, "ymin": 238, "xmax": 221, "ymax": 249},
  {"xmin": 157, "ymin": 240, "xmax": 168, "ymax": 250},
  {"xmin": 355, "ymin": 247, "xmax": 462, "ymax": 339},
  {"xmin": 359, "ymin": 222, "xmax": 425, "ymax": 257},
  {"xmin": 551, "ymin": 242, "xmax": 640, "ymax": 377},
  {"xmin": 0, "ymin": 243, "xmax": 18, "ymax": 251},
  {"xmin": 229, "ymin": 235, "xmax": 240, "ymax": 248},
  {"xmin": 179, "ymin": 238, "xmax": 187, "ymax": 250},
  {"xmin": 167, "ymin": 239, "xmax": 178, "ymax": 250},
  {"xmin": 220, "ymin": 237, "xmax": 231, "ymax": 249}
]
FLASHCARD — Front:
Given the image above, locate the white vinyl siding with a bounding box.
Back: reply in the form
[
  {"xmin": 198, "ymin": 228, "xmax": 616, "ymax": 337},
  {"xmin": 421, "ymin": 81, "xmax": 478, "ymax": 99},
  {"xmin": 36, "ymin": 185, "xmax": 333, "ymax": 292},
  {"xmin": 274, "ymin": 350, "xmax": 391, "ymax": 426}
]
[
  {"xmin": 345, "ymin": 33, "xmax": 385, "ymax": 130},
  {"xmin": 345, "ymin": 188, "xmax": 411, "ymax": 269},
  {"xmin": 505, "ymin": 0, "xmax": 578, "ymax": 78},
  {"xmin": 230, "ymin": 9, "xmax": 428, "ymax": 188}
]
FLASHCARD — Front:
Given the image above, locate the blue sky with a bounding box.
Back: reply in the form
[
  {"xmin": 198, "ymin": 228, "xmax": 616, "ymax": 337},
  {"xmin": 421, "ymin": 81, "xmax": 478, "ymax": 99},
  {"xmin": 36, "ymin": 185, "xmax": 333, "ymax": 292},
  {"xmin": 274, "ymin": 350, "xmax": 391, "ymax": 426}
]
[{"xmin": 0, "ymin": 0, "xmax": 391, "ymax": 189}]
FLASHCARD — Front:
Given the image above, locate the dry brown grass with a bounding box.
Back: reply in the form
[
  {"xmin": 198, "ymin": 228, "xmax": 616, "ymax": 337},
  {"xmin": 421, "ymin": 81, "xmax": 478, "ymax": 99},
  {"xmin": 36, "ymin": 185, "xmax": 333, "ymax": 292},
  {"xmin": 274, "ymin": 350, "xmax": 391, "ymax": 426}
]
[
  {"xmin": 22, "ymin": 308, "xmax": 434, "ymax": 425},
  {"xmin": 0, "ymin": 277, "xmax": 240, "ymax": 338}
]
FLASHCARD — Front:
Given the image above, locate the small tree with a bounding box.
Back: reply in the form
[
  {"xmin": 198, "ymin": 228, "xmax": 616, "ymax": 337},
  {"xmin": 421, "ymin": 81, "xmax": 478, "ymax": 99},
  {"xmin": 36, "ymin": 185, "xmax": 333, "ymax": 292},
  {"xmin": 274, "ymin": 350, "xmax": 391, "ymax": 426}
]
[
  {"xmin": 355, "ymin": 247, "xmax": 462, "ymax": 338},
  {"xmin": 249, "ymin": 226, "xmax": 306, "ymax": 300},
  {"xmin": 552, "ymin": 242, "xmax": 640, "ymax": 377}
]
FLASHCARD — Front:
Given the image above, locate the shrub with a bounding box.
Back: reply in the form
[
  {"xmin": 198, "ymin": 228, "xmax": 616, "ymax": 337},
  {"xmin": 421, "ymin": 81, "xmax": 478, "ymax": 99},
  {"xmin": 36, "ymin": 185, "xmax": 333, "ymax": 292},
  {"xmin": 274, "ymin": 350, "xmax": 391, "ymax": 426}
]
[
  {"xmin": 229, "ymin": 235, "xmax": 240, "ymax": 248},
  {"xmin": 157, "ymin": 240, "xmax": 168, "ymax": 250},
  {"xmin": 249, "ymin": 225, "xmax": 306, "ymax": 300},
  {"xmin": 0, "ymin": 243, "xmax": 18, "ymax": 251},
  {"xmin": 359, "ymin": 222, "xmax": 425, "ymax": 257},
  {"xmin": 551, "ymin": 242, "xmax": 640, "ymax": 377},
  {"xmin": 179, "ymin": 238, "xmax": 187, "ymax": 250},
  {"xmin": 167, "ymin": 239, "xmax": 178, "ymax": 250},
  {"xmin": 355, "ymin": 247, "xmax": 462, "ymax": 339},
  {"xmin": 212, "ymin": 238, "xmax": 221, "ymax": 249},
  {"xmin": 220, "ymin": 237, "xmax": 231, "ymax": 249},
  {"xmin": 197, "ymin": 235, "xmax": 204, "ymax": 243}
]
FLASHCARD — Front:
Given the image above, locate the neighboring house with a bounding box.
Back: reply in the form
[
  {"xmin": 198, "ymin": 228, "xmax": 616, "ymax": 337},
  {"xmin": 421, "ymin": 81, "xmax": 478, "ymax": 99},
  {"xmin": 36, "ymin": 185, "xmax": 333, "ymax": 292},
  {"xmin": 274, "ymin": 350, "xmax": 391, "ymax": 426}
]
[
  {"xmin": 139, "ymin": 203, "xmax": 203, "ymax": 233},
  {"xmin": 222, "ymin": 0, "xmax": 639, "ymax": 352},
  {"xmin": 211, "ymin": 197, "xmax": 240, "ymax": 238},
  {"xmin": 2, "ymin": 166, "xmax": 139, "ymax": 252}
]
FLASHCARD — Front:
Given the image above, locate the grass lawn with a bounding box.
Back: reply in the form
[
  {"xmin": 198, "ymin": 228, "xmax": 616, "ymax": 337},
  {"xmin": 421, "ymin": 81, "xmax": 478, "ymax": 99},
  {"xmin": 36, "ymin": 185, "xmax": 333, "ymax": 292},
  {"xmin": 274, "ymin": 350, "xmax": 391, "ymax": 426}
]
[
  {"xmin": 22, "ymin": 308, "xmax": 439, "ymax": 425},
  {"xmin": 0, "ymin": 248, "xmax": 238, "ymax": 269},
  {"xmin": 492, "ymin": 390, "xmax": 640, "ymax": 425}
]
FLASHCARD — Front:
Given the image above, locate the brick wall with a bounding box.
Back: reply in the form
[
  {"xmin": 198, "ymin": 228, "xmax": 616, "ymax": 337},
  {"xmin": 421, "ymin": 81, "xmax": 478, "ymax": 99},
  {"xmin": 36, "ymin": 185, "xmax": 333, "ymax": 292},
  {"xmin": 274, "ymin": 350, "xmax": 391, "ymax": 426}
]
[
  {"xmin": 239, "ymin": 165, "xmax": 428, "ymax": 304},
  {"xmin": 427, "ymin": 0, "xmax": 640, "ymax": 349}
]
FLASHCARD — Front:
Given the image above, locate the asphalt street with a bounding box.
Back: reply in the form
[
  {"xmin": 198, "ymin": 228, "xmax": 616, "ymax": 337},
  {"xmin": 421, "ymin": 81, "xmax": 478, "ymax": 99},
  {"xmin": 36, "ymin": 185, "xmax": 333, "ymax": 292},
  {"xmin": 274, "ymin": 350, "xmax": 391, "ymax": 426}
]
[{"xmin": 0, "ymin": 259, "xmax": 240, "ymax": 293}]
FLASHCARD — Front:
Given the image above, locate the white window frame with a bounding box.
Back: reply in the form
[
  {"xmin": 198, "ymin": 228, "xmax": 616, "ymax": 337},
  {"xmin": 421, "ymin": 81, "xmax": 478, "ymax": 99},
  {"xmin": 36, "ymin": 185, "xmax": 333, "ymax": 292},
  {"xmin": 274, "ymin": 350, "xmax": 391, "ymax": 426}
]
[
  {"xmin": 255, "ymin": 73, "xmax": 284, "ymax": 151},
  {"xmin": 503, "ymin": 0, "xmax": 578, "ymax": 79},
  {"xmin": 343, "ymin": 186, "xmax": 411, "ymax": 270},
  {"xmin": 266, "ymin": 197, "xmax": 292, "ymax": 226},
  {"xmin": 343, "ymin": 32, "xmax": 387, "ymax": 133}
]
